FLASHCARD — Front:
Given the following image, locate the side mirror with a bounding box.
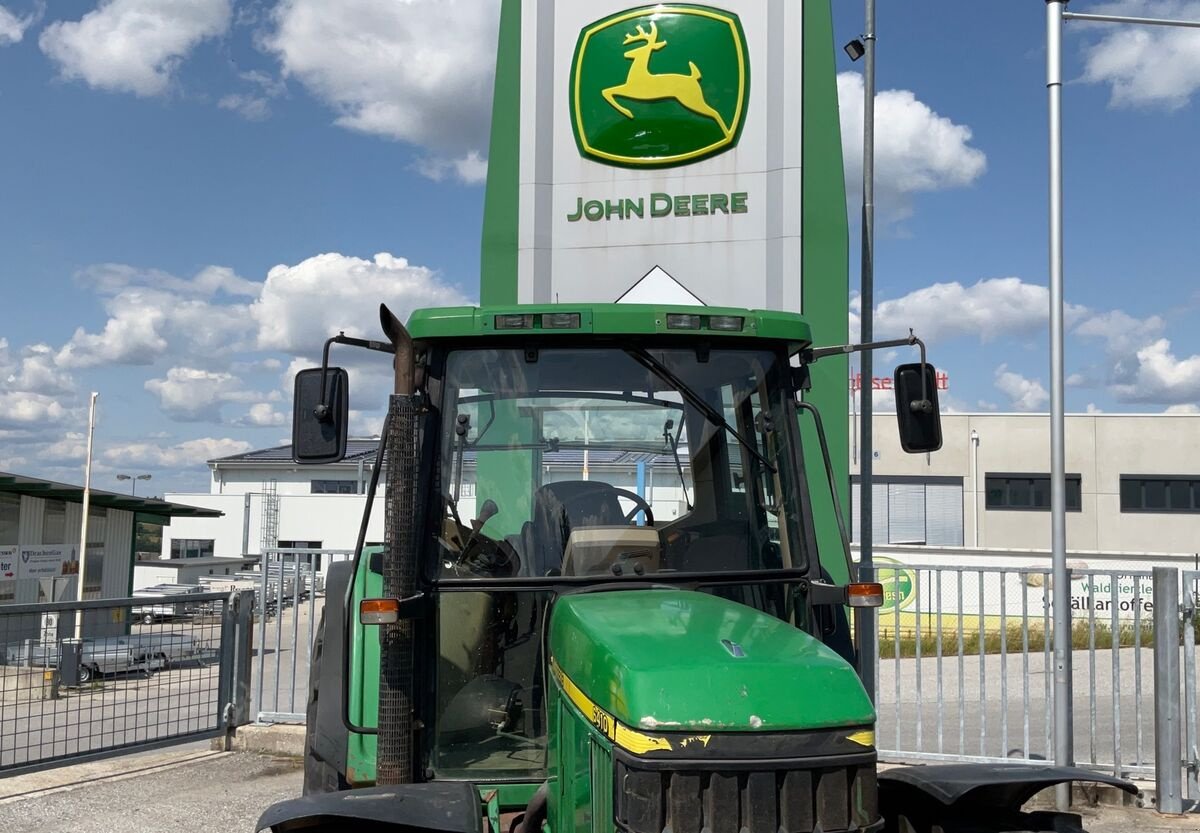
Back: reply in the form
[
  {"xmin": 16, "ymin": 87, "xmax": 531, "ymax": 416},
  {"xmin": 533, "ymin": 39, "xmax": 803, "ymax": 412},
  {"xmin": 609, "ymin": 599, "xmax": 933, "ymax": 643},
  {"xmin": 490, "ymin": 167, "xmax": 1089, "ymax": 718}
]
[
  {"xmin": 894, "ymin": 362, "xmax": 942, "ymax": 453},
  {"xmin": 292, "ymin": 367, "xmax": 349, "ymax": 464}
]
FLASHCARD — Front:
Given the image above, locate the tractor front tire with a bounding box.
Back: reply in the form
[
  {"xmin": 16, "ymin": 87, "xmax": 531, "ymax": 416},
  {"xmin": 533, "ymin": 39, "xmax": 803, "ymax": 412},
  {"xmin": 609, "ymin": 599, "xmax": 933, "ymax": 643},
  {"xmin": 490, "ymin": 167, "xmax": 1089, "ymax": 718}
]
[{"xmin": 303, "ymin": 608, "xmax": 347, "ymax": 795}]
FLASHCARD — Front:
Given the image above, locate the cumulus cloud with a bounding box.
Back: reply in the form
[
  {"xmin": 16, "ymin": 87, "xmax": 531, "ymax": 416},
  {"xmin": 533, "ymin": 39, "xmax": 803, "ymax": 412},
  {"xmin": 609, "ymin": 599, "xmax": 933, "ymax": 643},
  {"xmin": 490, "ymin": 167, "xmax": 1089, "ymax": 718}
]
[
  {"xmin": 1080, "ymin": 1, "xmax": 1200, "ymax": 110},
  {"xmin": 860, "ymin": 277, "xmax": 1086, "ymax": 344},
  {"xmin": 0, "ymin": 3, "xmax": 39, "ymax": 45},
  {"xmin": 55, "ymin": 265, "xmax": 256, "ymax": 369},
  {"xmin": 100, "ymin": 436, "xmax": 252, "ymax": 468},
  {"xmin": 1165, "ymin": 403, "xmax": 1200, "ymax": 414},
  {"xmin": 144, "ymin": 366, "xmax": 264, "ymax": 422},
  {"xmin": 263, "ymin": 0, "xmax": 499, "ymax": 183},
  {"xmin": 1111, "ymin": 338, "xmax": 1200, "ymax": 403},
  {"xmin": 0, "ymin": 391, "xmax": 68, "ymax": 427},
  {"xmin": 838, "ymin": 72, "xmax": 987, "ymax": 222},
  {"xmin": 412, "ymin": 151, "xmax": 488, "ymax": 185},
  {"xmin": 994, "ymin": 364, "xmax": 1050, "ymax": 412},
  {"xmin": 241, "ymin": 402, "xmax": 286, "ymax": 427},
  {"xmin": 40, "ymin": 0, "xmax": 232, "ymax": 96},
  {"xmin": 1, "ymin": 339, "xmax": 74, "ymax": 396},
  {"xmin": 253, "ymin": 252, "xmax": 468, "ymax": 355}
]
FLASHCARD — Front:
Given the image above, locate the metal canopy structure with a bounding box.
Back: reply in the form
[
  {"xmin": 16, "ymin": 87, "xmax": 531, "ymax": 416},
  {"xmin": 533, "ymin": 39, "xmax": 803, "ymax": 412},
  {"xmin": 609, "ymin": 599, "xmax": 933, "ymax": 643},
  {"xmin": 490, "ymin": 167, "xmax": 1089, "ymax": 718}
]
[{"xmin": 0, "ymin": 471, "xmax": 222, "ymax": 524}]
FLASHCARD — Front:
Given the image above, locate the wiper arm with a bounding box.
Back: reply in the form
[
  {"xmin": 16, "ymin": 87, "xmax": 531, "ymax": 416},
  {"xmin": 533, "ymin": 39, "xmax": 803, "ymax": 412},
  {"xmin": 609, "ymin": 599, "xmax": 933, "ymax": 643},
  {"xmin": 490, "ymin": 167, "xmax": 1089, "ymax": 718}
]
[{"xmin": 624, "ymin": 347, "xmax": 776, "ymax": 473}]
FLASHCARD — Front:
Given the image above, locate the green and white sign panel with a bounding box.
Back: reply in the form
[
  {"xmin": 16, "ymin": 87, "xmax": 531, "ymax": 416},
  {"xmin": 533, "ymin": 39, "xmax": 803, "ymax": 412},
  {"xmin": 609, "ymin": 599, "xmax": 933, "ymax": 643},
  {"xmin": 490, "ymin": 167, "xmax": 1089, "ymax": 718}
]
[{"xmin": 482, "ymin": 0, "xmax": 848, "ymax": 318}]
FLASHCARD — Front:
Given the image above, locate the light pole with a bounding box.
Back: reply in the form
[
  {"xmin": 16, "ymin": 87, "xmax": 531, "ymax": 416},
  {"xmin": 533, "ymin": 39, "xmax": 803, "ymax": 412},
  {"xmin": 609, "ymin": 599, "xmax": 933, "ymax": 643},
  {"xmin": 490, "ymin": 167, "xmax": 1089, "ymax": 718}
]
[
  {"xmin": 844, "ymin": 0, "xmax": 878, "ymax": 703},
  {"xmin": 1045, "ymin": 3, "xmax": 1200, "ymax": 813},
  {"xmin": 116, "ymin": 473, "xmax": 152, "ymax": 496}
]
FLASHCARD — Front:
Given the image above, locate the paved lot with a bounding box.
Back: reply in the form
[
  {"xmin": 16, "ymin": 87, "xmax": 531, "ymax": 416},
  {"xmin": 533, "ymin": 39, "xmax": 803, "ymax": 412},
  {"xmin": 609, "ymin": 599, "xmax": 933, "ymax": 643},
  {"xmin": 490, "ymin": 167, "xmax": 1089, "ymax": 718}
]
[
  {"xmin": 0, "ymin": 748, "xmax": 302, "ymax": 833},
  {"xmin": 0, "ymin": 747, "xmax": 1194, "ymax": 832}
]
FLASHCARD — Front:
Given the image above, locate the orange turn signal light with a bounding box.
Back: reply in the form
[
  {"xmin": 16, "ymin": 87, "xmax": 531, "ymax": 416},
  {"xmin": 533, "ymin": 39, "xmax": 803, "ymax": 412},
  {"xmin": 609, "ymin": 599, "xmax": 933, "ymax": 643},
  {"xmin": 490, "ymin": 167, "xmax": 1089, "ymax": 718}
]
[
  {"xmin": 847, "ymin": 582, "xmax": 885, "ymax": 608},
  {"xmin": 360, "ymin": 598, "xmax": 400, "ymax": 625}
]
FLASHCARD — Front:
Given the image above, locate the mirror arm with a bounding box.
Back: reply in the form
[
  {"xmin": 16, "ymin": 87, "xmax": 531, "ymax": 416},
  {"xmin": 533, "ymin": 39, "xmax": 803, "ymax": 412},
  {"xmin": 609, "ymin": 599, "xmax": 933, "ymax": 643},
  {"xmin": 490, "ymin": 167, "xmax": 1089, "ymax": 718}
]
[
  {"xmin": 805, "ymin": 330, "xmax": 931, "ymax": 412},
  {"xmin": 315, "ymin": 332, "xmax": 396, "ymax": 421}
]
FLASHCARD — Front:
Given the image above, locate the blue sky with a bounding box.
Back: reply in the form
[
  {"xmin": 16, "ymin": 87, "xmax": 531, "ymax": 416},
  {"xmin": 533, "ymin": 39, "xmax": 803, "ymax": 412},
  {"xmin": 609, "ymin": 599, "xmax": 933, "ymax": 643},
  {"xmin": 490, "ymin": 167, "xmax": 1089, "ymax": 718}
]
[{"xmin": 1, "ymin": 0, "xmax": 1199, "ymax": 495}]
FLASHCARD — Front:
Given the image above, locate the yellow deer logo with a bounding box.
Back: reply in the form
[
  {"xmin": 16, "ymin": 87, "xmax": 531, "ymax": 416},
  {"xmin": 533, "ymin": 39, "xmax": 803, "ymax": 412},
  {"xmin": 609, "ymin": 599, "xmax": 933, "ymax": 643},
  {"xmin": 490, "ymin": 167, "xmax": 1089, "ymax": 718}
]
[{"xmin": 601, "ymin": 21, "xmax": 732, "ymax": 139}]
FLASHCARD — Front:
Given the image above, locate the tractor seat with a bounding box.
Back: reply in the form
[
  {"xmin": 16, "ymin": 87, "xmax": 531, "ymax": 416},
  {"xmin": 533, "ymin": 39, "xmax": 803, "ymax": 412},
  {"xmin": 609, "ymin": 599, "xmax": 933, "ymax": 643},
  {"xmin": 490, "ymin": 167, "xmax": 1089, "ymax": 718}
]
[{"xmin": 524, "ymin": 481, "xmax": 627, "ymax": 577}]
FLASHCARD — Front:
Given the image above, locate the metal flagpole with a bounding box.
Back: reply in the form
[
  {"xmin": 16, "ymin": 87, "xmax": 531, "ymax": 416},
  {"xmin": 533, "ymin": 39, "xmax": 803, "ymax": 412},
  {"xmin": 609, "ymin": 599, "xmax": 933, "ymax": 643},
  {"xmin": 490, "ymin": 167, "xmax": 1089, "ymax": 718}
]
[
  {"xmin": 74, "ymin": 392, "xmax": 98, "ymax": 641},
  {"xmin": 1046, "ymin": 0, "xmax": 1073, "ymax": 808},
  {"xmin": 857, "ymin": 0, "xmax": 878, "ymax": 702}
]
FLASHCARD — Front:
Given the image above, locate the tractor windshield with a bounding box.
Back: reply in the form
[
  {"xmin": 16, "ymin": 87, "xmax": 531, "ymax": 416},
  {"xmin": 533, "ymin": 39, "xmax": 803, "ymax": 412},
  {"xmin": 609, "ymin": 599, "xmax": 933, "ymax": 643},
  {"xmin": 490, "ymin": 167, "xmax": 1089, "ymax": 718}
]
[
  {"xmin": 435, "ymin": 345, "xmax": 812, "ymax": 581},
  {"xmin": 427, "ymin": 344, "xmax": 816, "ymax": 780}
]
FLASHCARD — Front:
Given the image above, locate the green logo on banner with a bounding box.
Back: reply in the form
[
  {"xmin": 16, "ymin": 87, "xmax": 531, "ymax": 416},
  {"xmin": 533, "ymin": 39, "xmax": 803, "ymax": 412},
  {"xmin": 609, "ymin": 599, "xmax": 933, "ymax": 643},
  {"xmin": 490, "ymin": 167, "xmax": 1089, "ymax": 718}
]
[
  {"xmin": 570, "ymin": 5, "xmax": 750, "ymax": 168},
  {"xmin": 874, "ymin": 557, "xmax": 917, "ymax": 613}
]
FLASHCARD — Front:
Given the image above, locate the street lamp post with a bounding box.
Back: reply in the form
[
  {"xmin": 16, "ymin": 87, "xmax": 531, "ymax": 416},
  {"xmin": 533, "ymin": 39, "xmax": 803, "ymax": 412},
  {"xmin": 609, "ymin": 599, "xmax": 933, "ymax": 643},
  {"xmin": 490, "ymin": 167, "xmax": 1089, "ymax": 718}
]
[{"xmin": 116, "ymin": 473, "xmax": 152, "ymax": 496}]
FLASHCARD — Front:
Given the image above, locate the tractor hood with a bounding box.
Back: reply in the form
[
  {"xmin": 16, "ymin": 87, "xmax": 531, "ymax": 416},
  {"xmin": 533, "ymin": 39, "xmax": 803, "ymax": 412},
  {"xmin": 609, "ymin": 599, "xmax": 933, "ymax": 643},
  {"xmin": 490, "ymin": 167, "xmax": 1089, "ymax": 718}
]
[{"xmin": 548, "ymin": 589, "xmax": 874, "ymax": 733}]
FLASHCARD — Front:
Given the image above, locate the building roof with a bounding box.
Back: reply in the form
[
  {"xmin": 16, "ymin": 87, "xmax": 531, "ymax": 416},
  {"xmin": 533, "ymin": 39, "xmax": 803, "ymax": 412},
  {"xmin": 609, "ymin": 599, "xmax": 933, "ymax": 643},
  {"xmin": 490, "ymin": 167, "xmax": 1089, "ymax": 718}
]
[
  {"xmin": 209, "ymin": 442, "xmax": 681, "ymax": 471},
  {"xmin": 0, "ymin": 471, "xmax": 223, "ymax": 523},
  {"xmin": 211, "ymin": 440, "xmax": 380, "ymax": 465},
  {"xmin": 136, "ymin": 556, "xmax": 260, "ymax": 568}
]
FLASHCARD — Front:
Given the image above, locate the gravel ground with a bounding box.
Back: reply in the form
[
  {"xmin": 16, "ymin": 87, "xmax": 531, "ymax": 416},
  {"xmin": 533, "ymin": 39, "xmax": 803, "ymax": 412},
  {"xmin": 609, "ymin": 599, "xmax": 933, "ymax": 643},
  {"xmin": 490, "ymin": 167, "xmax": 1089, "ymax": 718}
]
[{"xmin": 0, "ymin": 751, "xmax": 301, "ymax": 833}]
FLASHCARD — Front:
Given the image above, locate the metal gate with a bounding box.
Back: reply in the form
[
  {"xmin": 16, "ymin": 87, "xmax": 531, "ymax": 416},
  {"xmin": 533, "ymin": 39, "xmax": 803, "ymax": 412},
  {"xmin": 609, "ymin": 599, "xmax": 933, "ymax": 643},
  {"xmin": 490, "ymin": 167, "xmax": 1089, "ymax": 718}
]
[
  {"xmin": 1182, "ymin": 570, "xmax": 1199, "ymax": 804},
  {"xmin": 254, "ymin": 549, "xmax": 352, "ymax": 724},
  {"xmin": 0, "ymin": 589, "xmax": 253, "ymax": 776}
]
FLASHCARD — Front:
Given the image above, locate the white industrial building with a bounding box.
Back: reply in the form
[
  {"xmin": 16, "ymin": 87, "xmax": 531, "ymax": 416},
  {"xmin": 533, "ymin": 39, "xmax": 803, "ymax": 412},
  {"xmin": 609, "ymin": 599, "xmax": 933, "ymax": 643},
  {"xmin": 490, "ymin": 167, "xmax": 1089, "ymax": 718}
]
[{"xmin": 163, "ymin": 413, "xmax": 1200, "ymax": 563}]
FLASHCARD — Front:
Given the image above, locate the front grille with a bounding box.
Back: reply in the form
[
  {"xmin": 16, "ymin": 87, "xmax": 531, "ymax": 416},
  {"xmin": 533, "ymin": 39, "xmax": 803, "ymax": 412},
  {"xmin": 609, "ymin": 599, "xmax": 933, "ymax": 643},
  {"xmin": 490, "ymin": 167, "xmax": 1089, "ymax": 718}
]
[{"xmin": 615, "ymin": 759, "xmax": 878, "ymax": 833}]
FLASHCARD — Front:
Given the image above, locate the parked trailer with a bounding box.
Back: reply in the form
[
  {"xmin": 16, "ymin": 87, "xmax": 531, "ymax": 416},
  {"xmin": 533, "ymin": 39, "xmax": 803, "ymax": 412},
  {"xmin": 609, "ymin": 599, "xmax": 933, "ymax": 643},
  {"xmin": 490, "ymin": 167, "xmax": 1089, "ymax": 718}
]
[
  {"xmin": 131, "ymin": 584, "xmax": 209, "ymax": 625},
  {"xmin": 5, "ymin": 633, "xmax": 200, "ymax": 683}
]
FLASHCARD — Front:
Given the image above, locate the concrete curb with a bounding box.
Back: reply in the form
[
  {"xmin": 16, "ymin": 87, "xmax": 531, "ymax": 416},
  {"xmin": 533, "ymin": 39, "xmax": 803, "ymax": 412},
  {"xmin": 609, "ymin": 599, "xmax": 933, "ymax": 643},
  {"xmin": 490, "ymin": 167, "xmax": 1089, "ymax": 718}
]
[{"xmin": 214, "ymin": 723, "xmax": 306, "ymax": 758}]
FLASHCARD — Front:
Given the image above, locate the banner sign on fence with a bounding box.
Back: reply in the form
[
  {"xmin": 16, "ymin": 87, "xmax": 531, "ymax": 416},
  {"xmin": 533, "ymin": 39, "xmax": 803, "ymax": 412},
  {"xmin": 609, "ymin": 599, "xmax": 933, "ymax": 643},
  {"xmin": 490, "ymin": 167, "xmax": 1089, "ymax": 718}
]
[
  {"xmin": 18, "ymin": 546, "xmax": 74, "ymax": 580},
  {"xmin": 0, "ymin": 546, "xmax": 15, "ymax": 580}
]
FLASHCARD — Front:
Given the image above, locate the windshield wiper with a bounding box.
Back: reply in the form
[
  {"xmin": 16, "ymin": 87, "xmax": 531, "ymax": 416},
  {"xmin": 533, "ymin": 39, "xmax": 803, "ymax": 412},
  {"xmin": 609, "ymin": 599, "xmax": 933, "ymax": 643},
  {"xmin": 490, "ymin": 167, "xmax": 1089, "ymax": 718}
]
[{"xmin": 624, "ymin": 347, "xmax": 776, "ymax": 473}]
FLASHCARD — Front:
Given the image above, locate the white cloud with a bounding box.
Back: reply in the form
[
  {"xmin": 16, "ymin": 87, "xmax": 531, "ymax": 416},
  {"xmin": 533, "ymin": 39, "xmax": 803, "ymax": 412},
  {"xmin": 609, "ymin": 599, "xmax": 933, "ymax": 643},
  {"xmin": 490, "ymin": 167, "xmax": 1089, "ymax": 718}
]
[
  {"xmin": 145, "ymin": 366, "xmax": 262, "ymax": 422},
  {"xmin": 0, "ymin": 391, "xmax": 68, "ymax": 427},
  {"xmin": 242, "ymin": 402, "xmax": 286, "ymax": 427},
  {"xmin": 263, "ymin": 0, "xmax": 499, "ymax": 183},
  {"xmin": 1111, "ymin": 338, "xmax": 1200, "ymax": 403},
  {"xmin": 995, "ymin": 364, "xmax": 1049, "ymax": 412},
  {"xmin": 218, "ymin": 93, "xmax": 271, "ymax": 121},
  {"xmin": 0, "ymin": 3, "xmax": 38, "ymax": 45},
  {"xmin": 1086, "ymin": 403, "xmax": 1104, "ymax": 414},
  {"xmin": 55, "ymin": 265, "xmax": 256, "ymax": 369},
  {"xmin": 40, "ymin": 0, "xmax": 232, "ymax": 96},
  {"xmin": 865, "ymin": 277, "xmax": 1083, "ymax": 344},
  {"xmin": 838, "ymin": 72, "xmax": 987, "ymax": 222},
  {"xmin": 412, "ymin": 151, "xmax": 488, "ymax": 185},
  {"xmin": 1165, "ymin": 403, "xmax": 1200, "ymax": 414},
  {"xmin": 1081, "ymin": 2, "xmax": 1200, "ymax": 110},
  {"xmin": 253, "ymin": 252, "xmax": 467, "ymax": 355},
  {"xmin": 1, "ymin": 340, "xmax": 74, "ymax": 396},
  {"xmin": 100, "ymin": 436, "xmax": 251, "ymax": 469}
]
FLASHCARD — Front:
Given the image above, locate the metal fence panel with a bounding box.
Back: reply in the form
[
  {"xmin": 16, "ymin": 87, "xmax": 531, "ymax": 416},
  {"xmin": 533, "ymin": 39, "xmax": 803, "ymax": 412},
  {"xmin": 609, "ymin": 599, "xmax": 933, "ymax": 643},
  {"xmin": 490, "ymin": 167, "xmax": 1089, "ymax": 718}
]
[
  {"xmin": 873, "ymin": 563, "xmax": 1156, "ymax": 778},
  {"xmin": 1183, "ymin": 570, "xmax": 1199, "ymax": 803},
  {"xmin": 254, "ymin": 549, "xmax": 352, "ymax": 724},
  {"xmin": 0, "ymin": 589, "xmax": 247, "ymax": 775}
]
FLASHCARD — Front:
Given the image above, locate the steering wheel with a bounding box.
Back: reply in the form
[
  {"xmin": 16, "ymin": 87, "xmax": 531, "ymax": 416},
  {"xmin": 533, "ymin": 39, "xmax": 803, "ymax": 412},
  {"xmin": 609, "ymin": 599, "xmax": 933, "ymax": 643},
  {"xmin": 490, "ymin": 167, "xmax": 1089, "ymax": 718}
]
[{"xmin": 561, "ymin": 486, "xmax": 655, "ymax": 526}]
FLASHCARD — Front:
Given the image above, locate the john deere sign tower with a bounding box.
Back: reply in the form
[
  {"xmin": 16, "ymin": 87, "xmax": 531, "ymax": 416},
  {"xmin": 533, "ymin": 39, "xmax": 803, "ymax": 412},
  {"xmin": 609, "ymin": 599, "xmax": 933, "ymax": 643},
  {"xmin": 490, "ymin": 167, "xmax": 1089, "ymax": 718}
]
[{"xmin": 481, "ymin": 0, "xmax": 850, "ymax": 538}]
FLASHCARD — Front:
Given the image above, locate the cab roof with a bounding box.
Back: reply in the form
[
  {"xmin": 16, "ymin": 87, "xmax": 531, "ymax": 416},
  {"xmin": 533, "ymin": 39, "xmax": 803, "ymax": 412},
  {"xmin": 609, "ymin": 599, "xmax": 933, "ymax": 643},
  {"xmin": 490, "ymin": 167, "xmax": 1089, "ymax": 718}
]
[{"xmin": 406, "ymin": 303, "xmax": 813, "ymax": 351}]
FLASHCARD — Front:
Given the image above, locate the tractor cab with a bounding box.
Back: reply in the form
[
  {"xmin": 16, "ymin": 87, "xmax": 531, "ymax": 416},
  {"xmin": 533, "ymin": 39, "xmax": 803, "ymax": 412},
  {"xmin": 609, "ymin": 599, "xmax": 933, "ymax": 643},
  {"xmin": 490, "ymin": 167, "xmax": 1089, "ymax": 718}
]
[{"xmin": 277, "ymin": 303, "xmax": 946, "ymax": 828}]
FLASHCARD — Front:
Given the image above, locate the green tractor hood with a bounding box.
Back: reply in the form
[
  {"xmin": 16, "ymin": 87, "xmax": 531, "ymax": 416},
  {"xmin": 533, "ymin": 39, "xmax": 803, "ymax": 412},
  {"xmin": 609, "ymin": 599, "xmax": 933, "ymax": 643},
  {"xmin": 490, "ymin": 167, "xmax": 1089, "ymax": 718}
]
[{"xmin": 549, "ymin": 589, "xmax": 874, "ymax": 734}]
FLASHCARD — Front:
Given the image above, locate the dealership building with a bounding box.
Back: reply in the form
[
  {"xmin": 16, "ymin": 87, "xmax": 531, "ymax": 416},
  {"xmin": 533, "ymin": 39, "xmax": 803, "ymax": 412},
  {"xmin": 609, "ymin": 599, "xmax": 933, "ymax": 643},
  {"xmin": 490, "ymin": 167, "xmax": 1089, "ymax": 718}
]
[{"xmin": 162, "ymin": 412, "xmax": 1200, "ymax": 564}]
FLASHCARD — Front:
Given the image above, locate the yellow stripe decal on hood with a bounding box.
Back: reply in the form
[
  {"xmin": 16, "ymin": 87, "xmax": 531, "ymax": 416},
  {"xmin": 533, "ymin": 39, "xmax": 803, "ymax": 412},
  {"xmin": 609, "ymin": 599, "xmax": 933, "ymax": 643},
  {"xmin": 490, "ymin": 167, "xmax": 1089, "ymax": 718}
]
[{"xmin": 550, "ymin": 658, "xmax": 672, "ymax": 754}]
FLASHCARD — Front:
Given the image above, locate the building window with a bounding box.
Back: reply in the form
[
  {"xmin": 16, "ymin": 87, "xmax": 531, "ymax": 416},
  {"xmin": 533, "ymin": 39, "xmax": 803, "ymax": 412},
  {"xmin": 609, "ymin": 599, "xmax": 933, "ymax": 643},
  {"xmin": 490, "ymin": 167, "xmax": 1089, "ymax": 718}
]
[
  {"xmin": 1120, "ymin": 476, "xmax": 1200, "ymax": 513},
  {"xmin": 985, "ymin": 474, "xmax": 1081, "ymax": 511},
  {"xmin": 0, "ymin": 493, "xmax": 18, "ymax": 545},
  {"xmin": 171, "ymin": 539, "xmax": 214, "ymax": 559},
  {"xmin": 850, "ymin": 476, "xmax": 964, "ymax": 546},
  {"xmin": 43, "ymin": 499, "xmax": 67, "ymax": 544},
  {"xmin": 311, "ymin": 480, "xmax": 357, "ymax": 494}
]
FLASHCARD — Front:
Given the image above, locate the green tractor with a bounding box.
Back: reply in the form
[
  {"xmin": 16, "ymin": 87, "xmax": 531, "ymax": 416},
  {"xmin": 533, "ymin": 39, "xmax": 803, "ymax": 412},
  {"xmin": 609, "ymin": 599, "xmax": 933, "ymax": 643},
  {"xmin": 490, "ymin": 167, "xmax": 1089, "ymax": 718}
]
[{"xmin": 258, "ymin": 303, "xmax": 1132, "ymax": 833}]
